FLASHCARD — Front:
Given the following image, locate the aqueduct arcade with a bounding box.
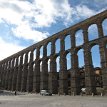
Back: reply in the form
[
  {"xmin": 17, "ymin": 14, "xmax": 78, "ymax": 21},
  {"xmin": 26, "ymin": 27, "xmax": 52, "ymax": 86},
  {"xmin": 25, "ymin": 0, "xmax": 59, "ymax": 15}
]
[{"xmin": 0, "ymin": 10, "xmax": 107, "ymax": 95}]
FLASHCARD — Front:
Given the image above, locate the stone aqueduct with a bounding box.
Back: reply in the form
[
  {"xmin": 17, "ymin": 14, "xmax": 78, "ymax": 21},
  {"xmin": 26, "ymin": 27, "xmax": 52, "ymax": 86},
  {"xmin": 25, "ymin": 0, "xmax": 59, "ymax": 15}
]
[{"xmin": 0, "ymin": 10, "xmax": 107, "ymax": 95}]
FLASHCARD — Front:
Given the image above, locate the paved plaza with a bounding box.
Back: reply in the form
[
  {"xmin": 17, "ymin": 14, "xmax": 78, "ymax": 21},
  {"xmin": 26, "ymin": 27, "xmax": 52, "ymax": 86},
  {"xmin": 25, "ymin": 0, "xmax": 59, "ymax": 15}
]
[{"xmin": 0, "ymin": 91, "xmax": 107, "ymax": 107}]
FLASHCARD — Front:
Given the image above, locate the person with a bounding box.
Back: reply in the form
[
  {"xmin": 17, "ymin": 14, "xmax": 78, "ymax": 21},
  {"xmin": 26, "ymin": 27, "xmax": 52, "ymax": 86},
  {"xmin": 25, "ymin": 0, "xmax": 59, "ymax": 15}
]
[{"xmin": 15, "ymin": 91, "xmax": 17, "ymax": 95}]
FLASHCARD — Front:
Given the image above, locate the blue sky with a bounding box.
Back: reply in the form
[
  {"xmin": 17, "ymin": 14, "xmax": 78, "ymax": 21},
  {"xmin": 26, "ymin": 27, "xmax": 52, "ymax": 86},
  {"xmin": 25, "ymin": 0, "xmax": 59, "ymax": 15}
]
[{"xmin": 0, "ymin": 0, "xmax": 107, "ymax": 68}]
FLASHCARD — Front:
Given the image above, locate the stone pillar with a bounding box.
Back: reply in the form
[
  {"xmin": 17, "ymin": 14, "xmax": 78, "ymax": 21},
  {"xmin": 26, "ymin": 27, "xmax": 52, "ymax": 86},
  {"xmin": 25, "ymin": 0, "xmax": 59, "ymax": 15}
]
[
  {"xmin": 70, "ymin": 32, "xmax": 80, "ymax": 95},
  {"xmin": 21, "ymin": 52, "xmax": 28, "ymax": 92},
  {"xmin": 83, "ymin": 27, "xmax": 89, "ymax": 43},
  {"xmin": 4, "ymin": 61, "xmax": 9, "ymax": 90},
  {"xmin": 1, "ymin": 64, "xmax": 3, "ymax": 88},
  {"xmin": 99, "ymin": 41, "xmax": 107, "ymax": 90},
  {"xmin": 0, "ymin": 65, "xmax": 1, "ymax": 88},
  {"xmin": 8, "ymin": 59, "xmax": 14, "ymax": 90},
  {"xmin": 40, "ymin": 58, "xmax": 48, "ymax": 90},
  {"xmin": 12, "ymin": 57, "xmax": 18, "ymax": 91},
  {"xmin": 2, "ymin": 63, "xmax": 5, "ymax": 89},
  {"xmin": 48, "ymin": 40, "xmax": 58, "ymax": 94},
  {"xmin": 1, "ymin": 63, "xmax": 6, "ymax": 88},
  {"xmin": 71, "ymin": 52, "xmax": 80, "ymax": 95},
  {"xmin": 7, "ymin": 60, "xmax": 11, "ymax": 90},
  {"xmin": 27, "ymin": 50, "xmax": 34, "ymax": 92},
  {"xmin": 97, "ymin": 21, "xmax": 107, "ymax": 90},
  {"xmin": 84, "ymin": 46, "xmax": 96, "ymax": 94},
  {"xmin": 83, "ymin": 27, "xmax": 96, "ymax": 94},
  {"xmin": 59, "ymin": 37, "xmax": 68, "ymax": 95},
  {"xmin": 9, "ymin": 59, "xmax": 14, "ymax": 90},
  {"xmin": 0, "ymin": 64, "xmax": 1, "ymax": 79},
  {"xmin": 0, "ymin": 64, "xmax": 2, "ymax": 89},
  {"xmin": 48, "ymin": 58, "xmax": 58, "ymax": 94},
  {"xmin": 40, "ymin": 45, "xmax": 48, "ymax": 90},
  {"xmin": 3, "ymin": 63, "xmax": 7, "ymax": 89},
  {"xmin": 97, "ymin": 21, "xmax": 104, "ymax": 37},
  {"xmin": 16, "ymin": 55, "xmax": 23, "ymax": 91},
  {"xmin": 33, "ymin": 48, "xmax": 40, "ymax": 93},
  {"xmin": 0, "ymin": 64, "xmax": 2, "ymax": 87}
]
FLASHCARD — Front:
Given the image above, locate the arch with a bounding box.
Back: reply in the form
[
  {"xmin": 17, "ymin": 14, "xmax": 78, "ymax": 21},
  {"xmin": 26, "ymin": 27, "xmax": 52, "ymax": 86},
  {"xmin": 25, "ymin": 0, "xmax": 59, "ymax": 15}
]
[
  {"xmin": 7, "ymin": 61, "xmax": 9, "ymax": 69},
  {"xmin": 102, "ymin": 18, "xmax": 107, "ymax": 36},
  {"xmin": 14, "ymin": 58, "xmax": 16, "ymax": 67},
  {"xmin": 55, "ymin": 38, "xmax": 60, "ymax": 53},
  {"xmin": 75, "ymin": 30, "xmax": 84, "ymax": 46},
  {"xmin": 65, "ymin": 35, "xmax": 71, "ymax": 50},
  {"xmin": 88, "ymin": 24, "xmax": 98, "ymax": 41},
  {"xmin": 91, "ymin": 45, "xmax": 101, "ymax": 67},
  {"xmin": 28, "ymin": 51, "xmax": 31, "ymax": 63},
  {"xmin": 33, "ymin": 49, "xmax": 36, "ymax": 61},
  {"xmin": 77, "ymin": 49, "xmax": 84, "ymax": 68},
  {"xmin": 23, "ymin": 53, "xmax": 26, "ymax": 64},
  {"xmin": 48, "ymin": 59, "xmax": 50, "ymax": 72},
  {"xmin": 47, "ymin": 42, "xmax": 51, "ymax": 56},
  {"xmin": 40, "ymin": 46, "xmax": 43, "ymax": 58},
  {"xmin": 40, "ymin": 61, "xmax": 42, "ymax": 72},
  {"xmin": 56, "ymin": 56, "xmax": 60, "ymax": 72},
  {"xmin": 18, "ymin": 56, "xmax": 21, "ymax": 66},
  {"xmin": 33, "ymin": 63, "xmax": 35, "ymax": 72},
  {"xmin": 66, "ymin": 52, "xmax": 71, "ymax": 70}
]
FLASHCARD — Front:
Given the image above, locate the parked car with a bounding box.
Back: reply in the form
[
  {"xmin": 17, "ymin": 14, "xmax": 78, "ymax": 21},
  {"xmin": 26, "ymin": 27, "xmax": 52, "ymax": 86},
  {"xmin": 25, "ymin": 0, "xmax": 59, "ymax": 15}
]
[
  {"xmin": 81, "ymin": 88, "xmax": 86, "ymax": 95},
  {"xmin": 40, "ymin": 90, "xmax": 52, "ymax": 96}
]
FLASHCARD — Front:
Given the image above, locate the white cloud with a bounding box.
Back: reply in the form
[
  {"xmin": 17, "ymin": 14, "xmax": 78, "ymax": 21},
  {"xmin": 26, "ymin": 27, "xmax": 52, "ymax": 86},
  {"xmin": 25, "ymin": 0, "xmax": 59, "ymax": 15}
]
[
  {"xmin": 0, "ymin": 0, "xmax": 50, "ymax": 42},
  {"xmin": 76, "ymin": 5, "xmax": 95, "ymax": 17},
  {"xmin": 32, "ymin": 0, "xmax": 72, "ymax": 27},
  {"xmin": 12, "ymin": 21, "xmax": 49, "ymax": 42},
  {"xmin": 0, "ymin": 37, "xmax": 25, "ymax": 60},
  {"xmin": 0, "ymin": 0, "xmax": 98, "ymax": 43},
  {"xmin": 72, "ymin": 5, "xmax": 96, "ymax": 20},
  {"xmin": 0, "ymin": 0, "xmax": 73, "ymax": 42},
  {"xmin": 0, "ymin": 0, "xmax": 73, "ymax": 60}
]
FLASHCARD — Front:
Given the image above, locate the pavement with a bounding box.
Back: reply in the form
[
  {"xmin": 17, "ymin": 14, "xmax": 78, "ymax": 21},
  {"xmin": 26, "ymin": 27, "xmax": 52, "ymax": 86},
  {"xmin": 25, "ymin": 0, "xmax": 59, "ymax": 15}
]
[{"xmin": 0, "ymin": 90, "xmax": 107, "ymax": 107}]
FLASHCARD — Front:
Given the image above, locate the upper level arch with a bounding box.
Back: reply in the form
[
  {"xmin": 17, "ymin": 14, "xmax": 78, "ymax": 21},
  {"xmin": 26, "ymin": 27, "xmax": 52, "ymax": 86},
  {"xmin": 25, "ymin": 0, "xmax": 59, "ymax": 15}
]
[
  {"xmin": 65, "ymin": 34, "xmax": 71, "ymax": 50},
  {"xmin": 55, "ymin": 38, "xmax": 60, "ymax": 53},
  {"xmin": 18, "ymin": 56, "xmax": 21, "ymax": 66},
  {"xmin": 75, "ymin": 29, "xmax": 84, "ymax": 46},
  {"xmin": 28, "ymin": 51, "xmax": 31, "ymax": 63},
  {"xmin": 47, "ymin": 42, "xmax": 51, "ymax": 56},
  {"xmin": 23, "ymin": 53, "xmax": 26, "ymax": 64},
  {"xmin": 40, "ymin": 45, "xmax": 43, "ymax": 59},
  {"xmin": 88, "ymin": 24, "xmax": 99, "ymax": 41},
  {"xmin": 102, "ymin": 18, "xmax": 107, "ymax": 36},
  {"xmin": 14, "ymin": 58, "xmax": 17, "ymax": 67}
]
